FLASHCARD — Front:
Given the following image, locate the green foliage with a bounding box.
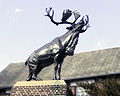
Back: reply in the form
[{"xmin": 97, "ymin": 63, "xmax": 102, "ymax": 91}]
[{"xmin": 76, "ymin": 77, "xmax": 120, "ymax": 96}]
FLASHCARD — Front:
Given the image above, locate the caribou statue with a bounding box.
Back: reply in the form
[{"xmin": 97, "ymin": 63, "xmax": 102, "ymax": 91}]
[{"xmin": 25, "ymin": 7, "xmax": 89, "ymax": 81}]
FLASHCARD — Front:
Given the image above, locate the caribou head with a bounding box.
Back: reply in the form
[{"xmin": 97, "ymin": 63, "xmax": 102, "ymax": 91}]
[{"xmin": 45, "ymin": 7, "xmax": 90, "ymax": 33}]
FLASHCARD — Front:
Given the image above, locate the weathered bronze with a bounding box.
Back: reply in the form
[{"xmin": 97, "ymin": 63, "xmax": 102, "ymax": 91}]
[{"xmin": 25, "ymin": 7, "xmax": 89, "ymax": 81}]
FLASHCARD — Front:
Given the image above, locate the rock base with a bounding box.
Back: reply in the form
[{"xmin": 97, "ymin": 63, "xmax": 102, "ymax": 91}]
[{"xmin": 10, "ymin": 80, "xmax": 67, "ymax": 96}]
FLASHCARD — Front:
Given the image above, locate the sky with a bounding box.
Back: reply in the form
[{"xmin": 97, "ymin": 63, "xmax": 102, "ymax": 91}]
[{"xmin": 0, "ymin": 0, "xmax": 120, "ymax": 72}]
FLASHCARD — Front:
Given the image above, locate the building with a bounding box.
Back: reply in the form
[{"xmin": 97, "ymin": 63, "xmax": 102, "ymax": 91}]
[{"xmin": 0, "ymin": 47, "xmax": 120, "ymax": 95}]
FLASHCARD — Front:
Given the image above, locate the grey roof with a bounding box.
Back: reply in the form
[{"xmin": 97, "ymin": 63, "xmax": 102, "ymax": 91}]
[{"xmin": 0, "ymin": 47, "xmax": 120, "ymax": 87}]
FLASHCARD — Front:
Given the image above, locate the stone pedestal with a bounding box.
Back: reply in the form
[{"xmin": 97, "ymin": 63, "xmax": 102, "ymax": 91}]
[{"xmin": 10, "ymin": 80, "xmax": 67, "ymax": 96}]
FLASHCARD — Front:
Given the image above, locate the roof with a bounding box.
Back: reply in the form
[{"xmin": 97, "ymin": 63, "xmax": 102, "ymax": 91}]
[{"xmin": 0, "ymin": 47, "xmax": 120, "ymax": 87}]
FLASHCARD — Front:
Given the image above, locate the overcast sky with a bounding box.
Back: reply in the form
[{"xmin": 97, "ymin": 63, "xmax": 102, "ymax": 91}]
[{"xmin": 0, "ymin": 0, "xmax": 120, "ymax": 72}]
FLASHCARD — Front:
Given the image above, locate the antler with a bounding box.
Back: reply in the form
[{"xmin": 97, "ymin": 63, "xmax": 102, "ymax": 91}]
[
  {"xmin": 61, "ymin": 9, "xmax": 72, "ymax": 22},
  {"xmin": 84, "ymin": 15, "xmax": 89, "ymax": 25},
  {"xmin": 72, "ymin": 10, "xmax": 81, "ymax": 24},
  {"xmin": 80, "ymin": 15, "xmax": 90, "ymax": 32},
  {"xmin": 45, "ymin": 7, "xmax": 81, "ymax": 26}
]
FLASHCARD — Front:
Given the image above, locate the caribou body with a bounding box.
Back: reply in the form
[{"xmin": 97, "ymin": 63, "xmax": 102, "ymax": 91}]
[{"xmin": 25, "ymin": 8, "xmax": 89, "ymax": 81}]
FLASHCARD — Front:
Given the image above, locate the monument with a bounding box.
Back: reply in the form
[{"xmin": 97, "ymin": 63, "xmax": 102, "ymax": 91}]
[
  {"xmin": 25, "ymin": 7, "xmax": 89, "ymax": 81},
  {"xmin": 10, "ymin": 7, "xmax": 89, "ymax": 96}
]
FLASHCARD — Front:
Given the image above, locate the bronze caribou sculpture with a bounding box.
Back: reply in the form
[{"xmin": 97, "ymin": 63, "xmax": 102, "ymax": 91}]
[{"xmin": 25, "ymin": 8, "xmax": 89, "ymax": 81}]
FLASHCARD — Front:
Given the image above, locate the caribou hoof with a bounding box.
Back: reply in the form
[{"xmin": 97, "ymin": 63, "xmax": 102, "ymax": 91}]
[
  {"xmin": 53, "ymin": 78, "xmax": 57, "ymax": 80},
  {"xmin": 58, "ymin": 78, "xmax": 61, "ymax": 80},
  {"xmin": 32, "ymin": 76, "xmax": 43, "ymax": 81},
  {"xmin": 26, "ymin": 77, "xmax": 32, "ymax": 81}
]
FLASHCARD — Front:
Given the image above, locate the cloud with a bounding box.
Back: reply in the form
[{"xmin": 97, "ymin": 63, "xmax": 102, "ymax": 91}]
[
  {"xmin": 96, "ymin": 39, "xmax": 108, "ymax": 50},
  {"xmin": 15, "ymin": 8, "xmax": 23, "ymax": 13},
  {"xmin": 97, "ymin": 41, "xmax": 103, "ymax": 48},
  {"xmin": 8, "ymin": 8, "xmax": 24, "ymax": 25}
]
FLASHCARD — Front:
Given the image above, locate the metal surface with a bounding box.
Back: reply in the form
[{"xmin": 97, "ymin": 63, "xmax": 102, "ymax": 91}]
[{"xmin": 25, "ymin": 8, "xmax": 89, "ymax": 81}]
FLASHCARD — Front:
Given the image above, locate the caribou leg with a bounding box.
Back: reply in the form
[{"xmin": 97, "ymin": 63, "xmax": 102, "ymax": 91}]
[
  {"xmin": 26, "ymin": 71, "xmax": 32, "ymax": 81},
  {"xmin": 26, "ymin": 63, "xmax": 42, "ymax": 81},
  {"xmin": 58, "ymin": 63, "xmax": 62, "ymax": 80},
  {"xmin": 26, "ymin": 64, "xmax": 36, "ymax": 81},
  {"xmin": 32, "ymin": 65, "xmax": 43, "ymax": 81},
  {"xmin": 54, "ymin": 63, "xmax": 58, "ymax": 80},
  {"xmin": 53, "ymin": 54, "xmax": 59, "ymax": 80}
]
